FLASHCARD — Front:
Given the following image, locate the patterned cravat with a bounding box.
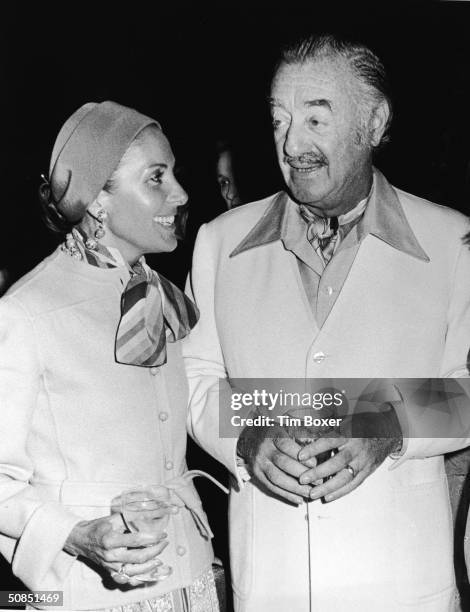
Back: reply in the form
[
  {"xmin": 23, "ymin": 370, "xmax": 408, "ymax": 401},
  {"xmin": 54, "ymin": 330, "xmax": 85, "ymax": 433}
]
[
  {"xmin": 62, "ymin": 229, "xmax": 199, "ymax": 368},
  {"xmin": 298, "ymin": 207, "xmax": 340, "ymax": 265},
  {"xmin": 299, "ymin": 197, "xmax": 368, "ymax": 266}
]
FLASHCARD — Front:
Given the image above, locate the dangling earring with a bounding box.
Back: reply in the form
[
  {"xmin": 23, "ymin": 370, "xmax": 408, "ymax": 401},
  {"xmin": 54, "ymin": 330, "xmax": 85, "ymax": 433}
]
[
  {"xmin": 85, "ymin": 205, "xmax": 107, "ymax": 249},
  {"xmin": 94, "ymin": 208, "xmax": 107, "ymax": 238}
]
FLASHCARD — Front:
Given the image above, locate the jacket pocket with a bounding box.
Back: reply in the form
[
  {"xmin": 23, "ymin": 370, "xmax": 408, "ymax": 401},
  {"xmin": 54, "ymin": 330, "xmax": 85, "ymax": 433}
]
[{"xmin": 392, "ymin": 478, "xmax": 455, "ymax": 604}]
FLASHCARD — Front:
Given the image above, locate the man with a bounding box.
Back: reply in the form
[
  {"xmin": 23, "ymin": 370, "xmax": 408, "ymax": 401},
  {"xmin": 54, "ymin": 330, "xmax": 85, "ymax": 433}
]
[{"xmin": 183, "ymin": 34, "xmax": 470, "ymax": 611}]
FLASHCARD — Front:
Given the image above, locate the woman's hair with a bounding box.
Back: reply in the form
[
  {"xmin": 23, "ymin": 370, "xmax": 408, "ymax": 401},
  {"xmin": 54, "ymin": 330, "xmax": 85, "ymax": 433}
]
[{"xmin": 38, "ymin": 179, "xmax": 75, "ymax": 234}]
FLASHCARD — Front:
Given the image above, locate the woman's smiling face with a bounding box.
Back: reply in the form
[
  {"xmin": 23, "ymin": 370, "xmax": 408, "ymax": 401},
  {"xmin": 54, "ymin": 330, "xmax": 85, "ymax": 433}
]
[{"xmin": 97, "ymin": 126, "xmax": 188, "ymax": 263}]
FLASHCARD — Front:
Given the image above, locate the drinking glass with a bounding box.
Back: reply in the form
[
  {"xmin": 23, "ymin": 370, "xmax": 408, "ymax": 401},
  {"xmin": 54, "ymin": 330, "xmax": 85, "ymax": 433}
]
[{"xmin": 120, "ymin": 485, "xmax": 173, "ymax": 583}]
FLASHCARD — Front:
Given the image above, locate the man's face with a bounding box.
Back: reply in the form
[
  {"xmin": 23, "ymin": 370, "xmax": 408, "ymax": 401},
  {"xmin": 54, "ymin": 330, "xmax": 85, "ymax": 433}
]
[{"xmin": 271, "ymin": 57, "xmax": 373, "ymax": 215}]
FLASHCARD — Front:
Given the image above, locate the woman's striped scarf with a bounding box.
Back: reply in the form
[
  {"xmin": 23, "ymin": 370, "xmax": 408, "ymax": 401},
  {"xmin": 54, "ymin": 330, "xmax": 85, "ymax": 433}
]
[{"xmin": 64, "ymin": 229, "xmax": 199, "ymax": 368}]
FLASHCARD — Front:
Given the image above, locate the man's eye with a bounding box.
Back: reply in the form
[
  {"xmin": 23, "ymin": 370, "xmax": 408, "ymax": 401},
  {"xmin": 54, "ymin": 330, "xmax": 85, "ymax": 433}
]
[{"xmin": 309, "ymin": 117, "xmax": 320, "ymax": 127}]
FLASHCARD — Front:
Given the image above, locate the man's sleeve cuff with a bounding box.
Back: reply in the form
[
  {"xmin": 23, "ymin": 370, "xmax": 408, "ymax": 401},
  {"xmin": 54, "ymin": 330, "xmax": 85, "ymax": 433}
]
[{"xmin": 388, "ymin": 436, "xmax": 411, "ymax": 469}]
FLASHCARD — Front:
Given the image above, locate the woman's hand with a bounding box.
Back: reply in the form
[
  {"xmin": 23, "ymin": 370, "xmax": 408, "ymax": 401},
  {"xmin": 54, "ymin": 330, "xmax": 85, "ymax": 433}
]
[{"xmin": 63, "ymin": 513, "xmax": 169, "ymax": 586}]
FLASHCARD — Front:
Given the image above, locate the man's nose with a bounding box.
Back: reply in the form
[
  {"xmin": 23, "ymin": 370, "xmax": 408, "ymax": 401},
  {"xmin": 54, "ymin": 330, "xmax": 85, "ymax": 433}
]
[{"xmin": 283, "ymin": 122, "xmax": 311, "ymax": 158}]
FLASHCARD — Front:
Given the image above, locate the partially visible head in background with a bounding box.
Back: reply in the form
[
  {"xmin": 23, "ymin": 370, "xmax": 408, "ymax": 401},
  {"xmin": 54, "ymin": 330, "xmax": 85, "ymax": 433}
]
[
  {"xmin": 40, "ymin": 101, "xmax": 188, "ymax": 263},
  {"xmin": 215, "ymin": 139, "xmax": 243, "ymax": 210},
  {"xmin": 0, "ymin": 268, "xmax": 8, "ymax": 297}
]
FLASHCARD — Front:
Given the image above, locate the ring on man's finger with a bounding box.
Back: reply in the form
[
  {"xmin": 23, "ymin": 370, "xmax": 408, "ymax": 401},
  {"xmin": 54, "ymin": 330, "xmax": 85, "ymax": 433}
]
[
  {"xmin": 345, "ymin": 464, "xmax": 356, "ymax": 478},
  {"xmin": 111, "ymin": 564, "xmax": 130, "ymax": 583}
]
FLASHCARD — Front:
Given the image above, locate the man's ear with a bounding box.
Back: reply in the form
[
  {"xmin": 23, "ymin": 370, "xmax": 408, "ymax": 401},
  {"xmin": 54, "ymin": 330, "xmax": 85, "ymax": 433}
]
[{"xmin": 369, "ymin": 100, "xmax": 390, "ymax": 147}]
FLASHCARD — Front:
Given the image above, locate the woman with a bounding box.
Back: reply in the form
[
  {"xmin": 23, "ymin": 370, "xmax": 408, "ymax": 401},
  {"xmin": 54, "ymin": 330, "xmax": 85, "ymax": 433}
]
[{"xmin": 0, "ymin": 101, "xmax": 223, "ymax": 611}]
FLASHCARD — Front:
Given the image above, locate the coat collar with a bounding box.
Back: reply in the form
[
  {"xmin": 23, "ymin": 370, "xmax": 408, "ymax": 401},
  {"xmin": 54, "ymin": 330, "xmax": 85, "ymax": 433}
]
[{"xmin": 230, "ymin": 168, "xmax": 429, "ymax": 262}]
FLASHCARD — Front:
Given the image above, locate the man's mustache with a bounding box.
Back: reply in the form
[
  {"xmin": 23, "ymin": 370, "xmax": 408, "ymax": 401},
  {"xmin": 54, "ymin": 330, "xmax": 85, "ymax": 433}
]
[{"xmin": 284, "ymin": 153, "xmax": 328, "ymax": 167}]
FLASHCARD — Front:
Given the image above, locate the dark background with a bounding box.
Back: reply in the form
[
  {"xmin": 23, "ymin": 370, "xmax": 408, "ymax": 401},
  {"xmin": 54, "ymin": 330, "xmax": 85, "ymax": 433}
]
[{"xmin": 1, "ymin": 0, "xmax": 470, "ymax": 607}]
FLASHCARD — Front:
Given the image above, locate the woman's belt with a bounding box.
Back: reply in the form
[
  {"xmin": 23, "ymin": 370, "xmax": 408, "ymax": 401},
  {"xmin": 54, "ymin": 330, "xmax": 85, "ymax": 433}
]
[{"xmin": 31, "ymin": 470, "xmax": 228, "ymax": 540}]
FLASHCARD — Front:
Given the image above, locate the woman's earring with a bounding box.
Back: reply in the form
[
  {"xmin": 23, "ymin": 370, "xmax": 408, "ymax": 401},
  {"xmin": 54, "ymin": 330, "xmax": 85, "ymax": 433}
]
[
  {"xmin": 94, "ymin": 207, "xmax": 107, "ymax": 239},
  {"xmin": 86, "ymin": 206, "xmax": 108, "ymax": 243}
]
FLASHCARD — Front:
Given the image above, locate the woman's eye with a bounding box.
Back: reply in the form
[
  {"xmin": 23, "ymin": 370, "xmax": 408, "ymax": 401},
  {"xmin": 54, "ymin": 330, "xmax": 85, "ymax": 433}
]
[
  {"xmin": 149, "ymin": 172, "xmax": 163, "ymax": 185},
  {"xmin": 309, "ymin": 117, "xmax": 320, "ymax": 127}
]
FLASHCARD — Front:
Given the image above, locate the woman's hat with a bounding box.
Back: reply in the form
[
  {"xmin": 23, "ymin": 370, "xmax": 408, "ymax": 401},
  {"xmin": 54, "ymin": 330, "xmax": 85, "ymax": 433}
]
[{"xmin": 48, "ymin": 101, "xmax": 161, "ymax": 223}]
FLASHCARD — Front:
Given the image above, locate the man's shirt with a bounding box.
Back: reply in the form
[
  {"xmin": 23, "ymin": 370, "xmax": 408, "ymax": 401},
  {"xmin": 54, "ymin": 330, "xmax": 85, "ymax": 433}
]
[{"xmin": 231, "ymin": 169, "xmax": 428, "ymax": 327}]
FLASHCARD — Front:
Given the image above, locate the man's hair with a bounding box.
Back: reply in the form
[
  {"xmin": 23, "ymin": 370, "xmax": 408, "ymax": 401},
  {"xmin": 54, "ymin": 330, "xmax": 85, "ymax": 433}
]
[{"xmin": 276, "ymin": 33, "xmax": 392, "ymax": 148}]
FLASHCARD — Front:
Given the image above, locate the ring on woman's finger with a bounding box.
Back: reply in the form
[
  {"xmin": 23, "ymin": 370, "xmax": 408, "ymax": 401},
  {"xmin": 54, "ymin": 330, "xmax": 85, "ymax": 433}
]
[{"xmin": 345, "ymin": 464, "xmax": 356, "ymax": 478}]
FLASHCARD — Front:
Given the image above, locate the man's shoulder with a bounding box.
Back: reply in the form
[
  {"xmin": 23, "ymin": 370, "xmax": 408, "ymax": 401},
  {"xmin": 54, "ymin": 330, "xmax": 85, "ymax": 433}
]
[
  {"xmin": 395, "ymin": 186, "xmax": 469, "ymax": 236},
  {"xmin": 205, "ymin": 193, "xmax": 279, "ymax": 234},
  {"xmin": 195, "ymin": 193, "xmax": 281, "ymax": 257}
]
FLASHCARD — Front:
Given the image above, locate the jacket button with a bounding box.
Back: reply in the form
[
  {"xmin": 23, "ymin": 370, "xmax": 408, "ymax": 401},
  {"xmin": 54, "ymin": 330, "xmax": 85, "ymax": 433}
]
[
  {"xmin": 159, "ymin": 412, "xmax": 169, "ymax": 422},
  {"xmin": 313, "ymin": 351, "xmax": 326, "ymax": 363},
  {"xmin": 176, "ymin": 545, "xmax": 187, "ymax": 556},
  {"xmin": 150, "ymin": 367, "xmax": 159, "ymax": 376},
  {"xmin": 326, "ymin": 286, "xmax": 334, "ymax": 296},
  {"xmin": 165, "ymin": 460, "xmax": 174, "ymax": 470}
]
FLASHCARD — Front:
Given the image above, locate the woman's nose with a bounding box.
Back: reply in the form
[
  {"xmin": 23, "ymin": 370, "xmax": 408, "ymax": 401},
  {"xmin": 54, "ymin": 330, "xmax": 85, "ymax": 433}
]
[{"xmin": 168, "ymin": 181, "xmax": 188, "ymax": 207}]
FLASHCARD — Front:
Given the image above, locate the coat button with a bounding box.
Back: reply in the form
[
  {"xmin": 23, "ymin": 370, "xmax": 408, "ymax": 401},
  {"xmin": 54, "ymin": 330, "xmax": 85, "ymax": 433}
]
[
  {"xmin": 326, "ymin": 286, "xmax": 334, "ymax": 296},
  {"xmin": 159, "ymin": 412, "xmax": 169, "ymax": 422},
  {"xmin": 150, "ymin": 367, "xmax": 159, "ymax": 376},
  {"xmin": 165, "ymin": 460, "xmax": 174, "ymax": 470},
  {"xmin": 176, "ymin": 545, "xmax": 187, "ymax": 556},
  {"xmin": 313, "ymin": 351, "xmax": 326, "ymax": 363}
]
